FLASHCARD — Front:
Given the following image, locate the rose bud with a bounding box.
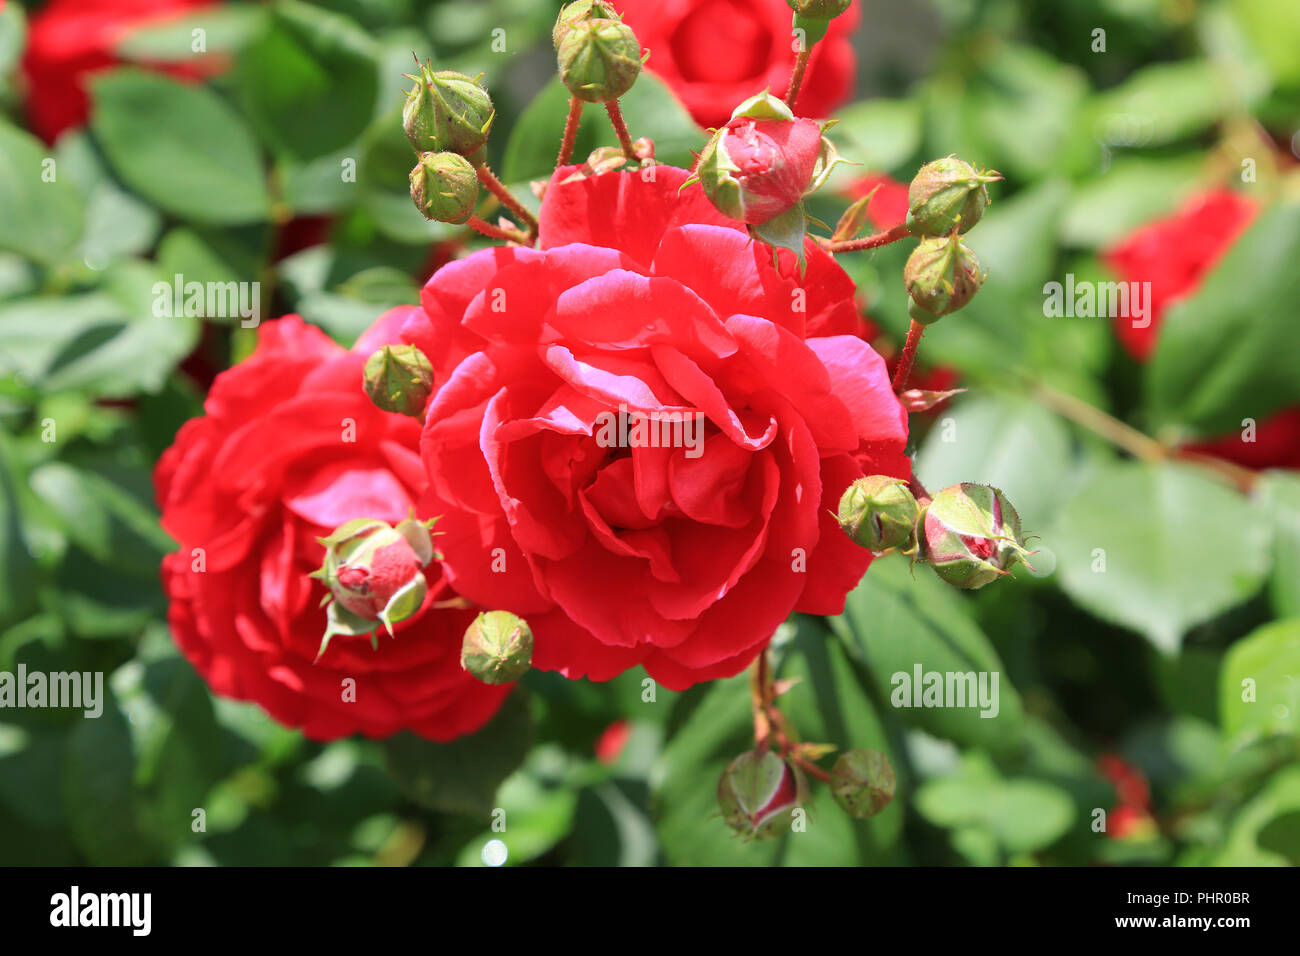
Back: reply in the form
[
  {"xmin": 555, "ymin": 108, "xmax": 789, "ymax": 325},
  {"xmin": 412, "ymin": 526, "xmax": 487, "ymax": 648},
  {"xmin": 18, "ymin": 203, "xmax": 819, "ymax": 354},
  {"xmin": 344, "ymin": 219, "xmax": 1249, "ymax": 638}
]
[
  {"xmin": 402, "ymin": 65, "xmax": 495, "ymax": 156},
  {"xmin": 557, "ymin": 16, "xmax": 642, "ymax": 103},
  {"xmin": 920, "ymin": 483, "xmax": 1030, "ymax": 589},
  {"xmin": 905, "ymin": 156, "xmax": 1001, "ymax": 237},
  {"xmin": 717, "ymin": 750, "xmax": 807, "ymax": 841},
  {"xmin": 786, "ymin": 0, "xmax": 853, "ymax": 18},
  {"xmin": 410, "ymin": 151, "xmax": 479, "ymax": 224},
  {"xmin": 363, "ymin": 344, "xmax": 434, "ymax": 419},
  {"xmin": 837, "ymin": 475, "xmax": 920, "ymax": 552},
  {"xmin": 461, "ymin": 611, "xmax": 534, "ymax": 685},
  {"xmin": 904, "ymin": 235, "xmax": 984, "ymax": 318},
  {"xmin": 553, "ymin": 0, "xmax": 623, "ymax": 49},
  {"xmin": 829, "ymin": 748, "xmax": 896, "ymax": 819},
  {"xmin": 697, "ymin": 92, "xmax": 825, "ymax": 226},
  {"xmin": 310, "ymin": 516, "xmax": 439, "ymax": 657}
]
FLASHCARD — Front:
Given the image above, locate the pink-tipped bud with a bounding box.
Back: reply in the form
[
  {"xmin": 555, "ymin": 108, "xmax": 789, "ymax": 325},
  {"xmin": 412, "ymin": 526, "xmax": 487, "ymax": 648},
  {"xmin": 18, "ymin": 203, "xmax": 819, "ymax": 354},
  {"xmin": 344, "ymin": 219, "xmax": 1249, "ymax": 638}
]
[
  {"xmin": 920, "ymin": 483, "xmax": 1029, "ymax": 589},
  {"xmin": 697, "ymin": 92, "xmax": 825, "ymax": 226},
  {"xmin": 717, "ymin": 750, "xmax": 807, "ymax": 841}
]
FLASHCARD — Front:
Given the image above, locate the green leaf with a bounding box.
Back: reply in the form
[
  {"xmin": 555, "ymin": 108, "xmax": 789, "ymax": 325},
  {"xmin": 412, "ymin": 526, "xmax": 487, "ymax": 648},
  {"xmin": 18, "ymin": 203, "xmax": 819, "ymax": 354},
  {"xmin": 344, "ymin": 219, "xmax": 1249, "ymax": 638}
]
[
  {"xmin": 233, "ymin": 0, "xmax": 379, "ymax": 162},
  {"xmin": 1050, "ymin": 461, "xmax": 1272, "ymax": 653},
  {"xmin": 1260, "ymin": 472, "xmax": 1300, "ymax": 618},
  {"xmin": 91, "ymin": 69, "xmax": 270, "ymax": 225},
  {"xmin": 54, "ymin": 131, "xmax": 161, "ymax": 269},
  {"xmin": 115, "ymin": 5, "xmax": 266, "ymax": 62},
  {"xmin": 1087, "ymin": 60, "xmax": 1239, "ymax": 147},
  {"xmin": 1220, "ymin": 619, "xmax": 1300, "ymax": 746},
  {"xmin": 62, "ymin": 686, "xmax": 155, "ymax": 864},
  {"xmin": 830, "ymin": 553, "xmax": 1025, "ymax": 752},
  {"xmin": 0, "ymin": 120, "xmax": 84, "ymax": 265},
  {"xmin": 0, "ymin": 262, "xmax": 199, "ymax": 397},
  {"xmin": 915, "ymin": 393, "xmax": 1075, "ymax": 532},
  {"xmin": 915, "ymin": 755, "xmax": 1074, "ymax": 856},
  {"xmin": 828, "ymin": 97, "xmax": 922, "ymax": 175},
  {"xmin": 1215, "ymin": 765, "xmax": 1300, "ymax": 865},
  {"xmin": 1147, "ymin": 202, "xmax": 1300, "ymax": 435},
  {"xmin": 1060, "ymin": 156, "xmax": 1204, "ymax": 248},
  {"xmin": 655, "ymin": 619, "xmax": 903, "ymax": 866},
  {"xmin": 0, "ymin": 433, "xmax": 38, "ymax": 626},
  {"xmin": 0, "ymin": 3, "xmax": 26, "ymax": 76},
  {"xmin": 381, "ymin": 691, "xmax": 533, "ymax": 818},
  {"xmin": 503, "ymin": 74, "xmax": 702, "ymax": 185}
]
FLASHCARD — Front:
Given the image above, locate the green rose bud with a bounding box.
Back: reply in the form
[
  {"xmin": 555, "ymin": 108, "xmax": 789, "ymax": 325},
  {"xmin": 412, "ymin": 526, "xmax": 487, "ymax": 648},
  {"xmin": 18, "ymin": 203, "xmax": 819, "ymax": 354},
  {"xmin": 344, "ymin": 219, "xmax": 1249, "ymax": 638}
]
[
  {"xmin": 557, "ymin": 17, "xmax": 642, "ymax": 102},
  {"xmin": 837, "ymin": 475, "xmax": 920, "ymax": 552},
  {"xmin": 717, "ymin": 750, "xmax": 807, "ymax": 841},
  {"xmin": 905, "ymin": 156, "xmax": 1001, "ymax": 237},
  {"xmin": 904, "ymin": 235, "xmax": 984, "ymax": 317},
  {"xmin": 786, "ymin": 0, "xmax": 853, "ymax": 18},
  {"xmin": 403, "ymin": 66, "xmax": 495, "ymax": 156},
  {"xmin": 829, "ymin": 748, "xmax": 896, "ymax": 819},
  {"xmin": 363, "ymin": 344, "xmax": 434, "ymax": 419},
  {"xmin": 460, "ymin": 611, "xmax": 534, "ymax": 685},
  {"xmin": 410, "ymin": 151, "xmax": 479, "ymax": 224},
  {"xmin": 920, "ymin": 483, "xmax": 1030, "ymax": 589},
  {"xmin": 553, "ymin": 0, "xmax": 622, "ymax": 49}
]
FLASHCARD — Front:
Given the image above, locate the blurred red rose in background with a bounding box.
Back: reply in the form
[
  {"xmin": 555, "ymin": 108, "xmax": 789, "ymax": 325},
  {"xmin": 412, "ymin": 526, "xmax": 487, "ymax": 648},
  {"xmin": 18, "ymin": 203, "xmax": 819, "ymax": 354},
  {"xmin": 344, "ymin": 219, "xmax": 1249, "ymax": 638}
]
[
  {"xmin": 1103, "ymin": 189, "xmax": 1300, "ymax": 470},
  {"xmin": 400, "ymin": 164, "xmax": 909, "ymax": 691},
  {"xmin": 847, "ymin": 172, "xmax": 911, "ymax": 231},
  {"xmin": 1103, "ymin": 189, "xmax": 1256, "ymax": 362},
  {"xmin": 617, "ymin": 0, "xmax": 858, "ymax": 127},
  {"xmin": 157, "ymin": 313, "xmax": 510, "ymax": 742},
  {"xmin": 22, "ymin": 0, "xmax": 222, "ymax": 143}
]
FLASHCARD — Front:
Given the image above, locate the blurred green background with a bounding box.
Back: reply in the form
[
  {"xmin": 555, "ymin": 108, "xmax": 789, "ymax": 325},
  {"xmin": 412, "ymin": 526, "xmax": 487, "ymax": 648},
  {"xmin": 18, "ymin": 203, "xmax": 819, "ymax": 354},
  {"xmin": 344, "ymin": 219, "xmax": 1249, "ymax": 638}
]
[{"xmin": 1, "ymin": 0, "xmax": 1299, "ymax": 866}]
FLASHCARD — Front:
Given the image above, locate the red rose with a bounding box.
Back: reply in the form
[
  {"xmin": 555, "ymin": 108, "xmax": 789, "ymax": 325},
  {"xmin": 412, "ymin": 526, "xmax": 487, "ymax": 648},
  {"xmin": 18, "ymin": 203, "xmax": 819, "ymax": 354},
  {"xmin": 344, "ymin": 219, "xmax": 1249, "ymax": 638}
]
[
  {"xmin": 618, "ymin": 0, "xmax": 858, "ymax": 127},
  {"xmin": 156, "ymin": 313, "xmax": 510, "ymax": 742},
  {"xmin": 21, "ymin": 0, "xmax": 222, "ymax": 144},
  {"xmin": 1102, "ymin": 189, "xmax": 1256, "ymax": 362},
  {"xmin": 1104, "ymin": 190, "xmax": 1300, "ymax": 470},
  {"xmin": 400, "ymin": 165, "xmax": 909, "ymax": 690}
]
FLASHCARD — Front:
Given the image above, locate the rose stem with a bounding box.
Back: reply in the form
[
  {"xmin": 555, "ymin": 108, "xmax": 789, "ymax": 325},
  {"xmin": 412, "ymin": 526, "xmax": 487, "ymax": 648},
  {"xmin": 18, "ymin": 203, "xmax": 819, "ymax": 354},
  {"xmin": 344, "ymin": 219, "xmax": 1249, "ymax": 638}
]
[
  {"xmin": 908, "ymin": 475, "xmax": 933, "ymax": 505},
  {"xmin": 1027, "ymin": 380, "xmax": 1260, "ymax": 492},
  {"xmin": 557, "ymin": 95, "xmax": 584, "ymax": 169},
  {"xmin": 472, "ymin": 161, "xmax": 539, "ymax": 236},
  {"xmin": 467, "ymin": 215, "xmax": 528, "ymax": 245},
  {"xmin": 891, "ymin": 320, "xmax": 925, "ymax": 393},
  {"xmin": 785, "ymin": 48, "xmax": 811, "ymax": 110},
  {"xmin": 825, "ymin": 223, "xmax": 912, "ymax": 253},
  {"xmin": 604, "ymin": 98, "xmax": 637, "ymax": 160}
]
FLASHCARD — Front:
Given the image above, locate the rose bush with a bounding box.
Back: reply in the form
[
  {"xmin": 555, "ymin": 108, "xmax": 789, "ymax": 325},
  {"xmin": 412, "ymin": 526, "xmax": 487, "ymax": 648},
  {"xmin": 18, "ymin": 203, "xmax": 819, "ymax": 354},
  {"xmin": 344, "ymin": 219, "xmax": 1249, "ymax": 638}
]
[
  {"xmin": 396, "ymin": 164, "xmax": 910, "ymax": 690},
  {"xmin": 616, "ymin": 0, "xmax": 858, "ymax": 126},
  {"xmin": 156, "ymin": 313, "xmax": 510, "ymax": 742}
]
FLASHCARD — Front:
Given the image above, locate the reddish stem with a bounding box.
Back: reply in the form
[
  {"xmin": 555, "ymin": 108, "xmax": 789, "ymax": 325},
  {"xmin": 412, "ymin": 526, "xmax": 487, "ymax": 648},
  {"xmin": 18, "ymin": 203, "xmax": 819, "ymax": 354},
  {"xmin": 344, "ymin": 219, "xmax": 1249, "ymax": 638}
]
[
  {"xmin": 892, "ymin": 320, "xmax": 925, "ymax": 394},
  {"xmin": 557, "ymin": 96, "xmax": 583, "ymax": 169},
  {"xmin": 604, "ymin": 99, "xmax": 637, "ymax": 160},
  {"xmin": 785, "ymin": 48, "xmax": 811, "ymax": 111},
  {"xmin": 826, "ymin": 223, "xmax": 911, "ymax": 253},
  {"xmin": 474, "ymin": 162, "xmax": 538, "ymax": 235},
  {"xmin": 467, "ymin": 215, "xmax": 526, "ymax": 244}
]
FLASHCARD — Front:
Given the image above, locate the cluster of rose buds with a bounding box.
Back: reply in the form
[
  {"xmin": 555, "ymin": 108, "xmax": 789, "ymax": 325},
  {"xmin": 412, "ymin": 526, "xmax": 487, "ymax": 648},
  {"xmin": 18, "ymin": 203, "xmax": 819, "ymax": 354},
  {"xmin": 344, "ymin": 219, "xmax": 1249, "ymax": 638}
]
[
  {"xmin": 309, "ymin": 515, "xmax": 440, "ymax": 658},
  {"xmin": 717, "ymin": 746, "xmax": 896, "ymax": 841},
  {"xmin": 902, "ymin": 157, "xmax": 1001, "ymax": 324},
  {"xmin": 837, "ymin": 479, "xmax": 1031, "ymax": 590},
  {"xmin": 402, "ymin": 61, "xmax": 494, "ymax": 223}
]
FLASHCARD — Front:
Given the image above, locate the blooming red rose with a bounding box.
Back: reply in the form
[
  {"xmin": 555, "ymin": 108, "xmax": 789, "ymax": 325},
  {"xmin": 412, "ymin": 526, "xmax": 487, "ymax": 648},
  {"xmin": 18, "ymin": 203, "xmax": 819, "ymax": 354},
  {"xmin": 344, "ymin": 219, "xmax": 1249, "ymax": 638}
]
[
  {"xmin": 399, "ymin": 165, "xmax": 909, "ymax": 690},
  {"xmin": 617, "ymin": 0, "xmax": 858, "ymax": 127},
  {"xmin": 156, "ymin": 313, "xmax": 510, "ymax": 742},
  {"xmin": 21, "ymin": 0, "xmax": 222, "ymax": 144},
  {"xmin": 1103, "ymin": 190, "xmax": 1300, "ymax": 470}
]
